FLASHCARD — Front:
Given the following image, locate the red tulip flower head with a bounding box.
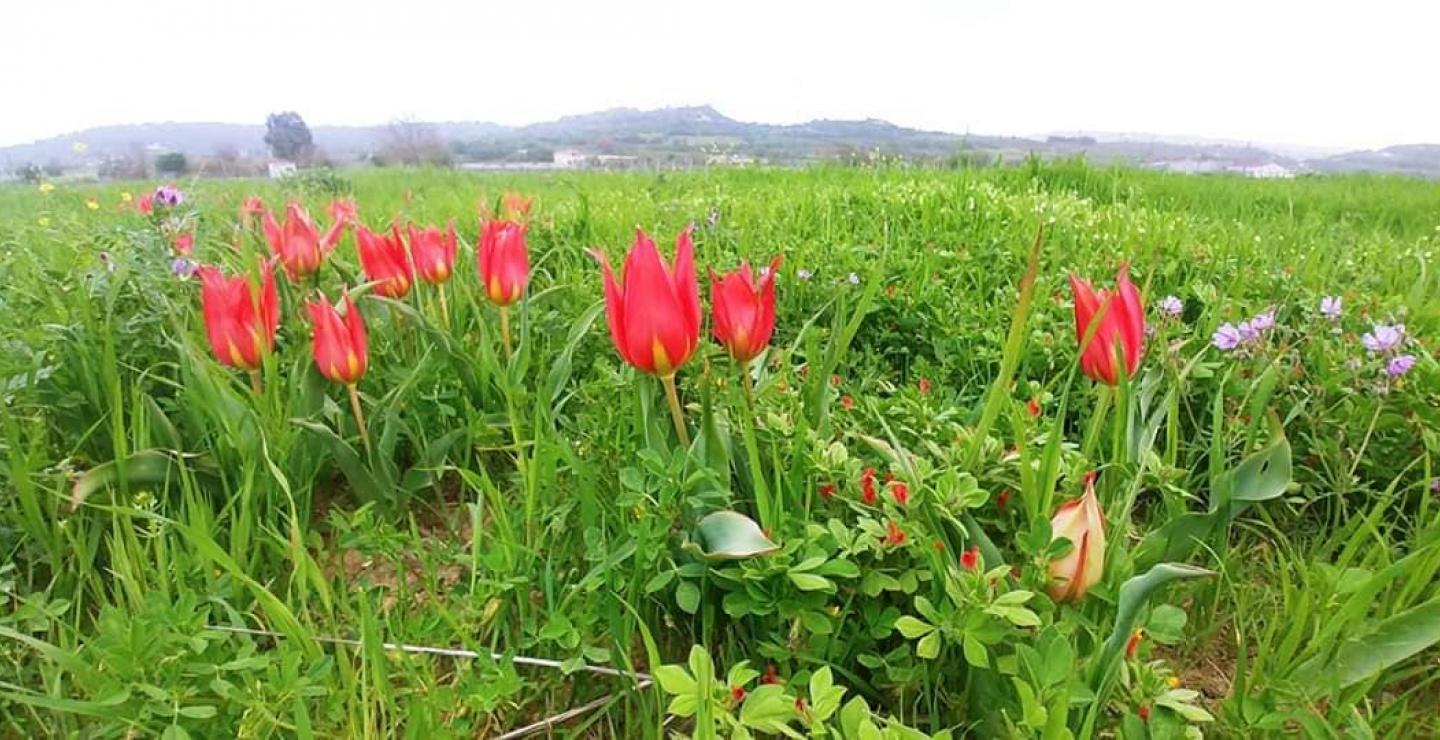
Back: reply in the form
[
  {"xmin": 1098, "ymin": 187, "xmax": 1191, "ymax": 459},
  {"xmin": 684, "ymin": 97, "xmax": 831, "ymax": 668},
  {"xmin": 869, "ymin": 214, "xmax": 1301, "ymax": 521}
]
[
  {"xmin": 592, "ymin": 226, "xmax": 701, "ymax": 377},
  {"xmin": 1070, "ymin": 266, "xmax": 1145, "ymax": 385},
  {"xmin": 307, "ymin": 294, "xmax": 369, "ymax": 385},
  {"xmin": 328, "ymin": 198, "xmax": 358, "ymax": 226},
  {"xmin": 197, "ymin": 260, "xmax": 279, "ymax": 371},
  {"xmin": 477, "ymin": 219, "xmax": 529, "ymax": 305},
  {"xmin": 408, "ymin": 220, "xmax": 458, "ymax": 285},
  {"xmin": 501, "ymin": 192, "xmax": 533, "ymax": 221},
  {"xmin": 263, "ymin": 202, "xmax": 346, "ymax": 281},
  {"xmin": 1048, "ymin": 474, "xmax": 1107, "ymax": 602},
  {"xmin": 356, "ymin": 223, "xmax": 413, "ymax": 298},
  {"xmin": 709, "ymin": 256, "xmax": 782, "ymax": 363},
  {"xmin": 137, "ymin": 194, "xmax": 154, "ymax": 215}
]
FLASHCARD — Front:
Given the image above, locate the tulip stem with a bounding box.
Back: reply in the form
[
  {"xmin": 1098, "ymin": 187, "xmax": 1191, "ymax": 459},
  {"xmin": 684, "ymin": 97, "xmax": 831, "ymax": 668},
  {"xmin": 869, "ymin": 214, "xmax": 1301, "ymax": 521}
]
[
  {"xmin": 499, "ymin": 305, "xmax": 513, "ymax": 360},
  {"xmin": 739, "ymin": 363, "xmax": 755, "ymax": 408},
  {"xmin": 347, "ymin": 384, "xmax": 371, "ymax": 455},
  {"xmin": 661, "ymin": 374, "xmax": 691, "ymax": 448},
  {"xmin": 248, "ymin": 369, "xmax": 262, "ymax": 396},
  {"xmin": 437, "ymin": 283, "xmax": 451, "ymax": 328}
]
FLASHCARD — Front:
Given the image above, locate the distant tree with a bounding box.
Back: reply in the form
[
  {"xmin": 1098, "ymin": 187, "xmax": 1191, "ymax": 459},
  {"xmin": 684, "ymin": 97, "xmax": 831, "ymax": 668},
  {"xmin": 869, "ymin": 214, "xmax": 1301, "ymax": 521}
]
[
  {"xmin": 155, "ymin": 152, "xmax": 188, "ymax": 175},
  {"xmin": 377, "ymin": 118, "xmax": 452, "ymax": 167},
  {"xmin": 13, "ymin": 163, "xmax": 43, "ymax": 183},
  {"xmin": 264, "ymin": 112, "xmax": 315, "ymax": 162},
  {"xmin": 42, "ymin": 160, "xmax": 65, "ymax": 177}
]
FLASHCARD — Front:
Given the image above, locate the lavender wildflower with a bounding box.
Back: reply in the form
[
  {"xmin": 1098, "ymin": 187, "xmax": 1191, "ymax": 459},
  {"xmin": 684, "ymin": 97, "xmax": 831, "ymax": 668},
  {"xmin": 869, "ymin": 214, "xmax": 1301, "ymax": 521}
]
[
  {"xmin": 1319, "ymin": 296, "xmax": 1342, "ymax": 320},
  {"xmin": 1237, "ymin": 320, "xmax": 1260, "ymax": 344},
  {"xmin": 170, "ymin": 258, "xmax": 198, "ymax": 280},
  {"xmin": 1249, "ymin": 307, "xmax": 1276, "ymax": 334},
  {"xmin": 1361, "ymin": 324, "xmax": 1405, "ymax": 354},
  {"xmin": 1385, "ymin": 354, "xmax": 1416, "ymax": 378},
  {"xmin": 1430, "ymin": 477, "xmax": 1440, "ymax": 493},
  {"xmin": 1158, "ymin": 295, "xmax": 1183, "ymax": 318},
  {"xmin": 1212, "ymin": 323, "xmax": 1242, "ymax": 351},
  {"xmin": 153, "ymin": 185, "xmax": 184, "ymax": 207}
]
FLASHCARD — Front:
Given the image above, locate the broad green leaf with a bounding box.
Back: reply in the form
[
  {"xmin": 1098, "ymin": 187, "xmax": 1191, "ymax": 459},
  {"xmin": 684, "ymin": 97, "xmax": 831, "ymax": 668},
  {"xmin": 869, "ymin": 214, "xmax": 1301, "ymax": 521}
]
[
  {"xmin": 687, "ymin": 511, "xmax": 780, "ymax": 561},
  {"xmin": 1223, "ymin": 425, "xmax": 1292, "ymax": 506},
  {"xmin": 675, "ymin": 581, "xmax": 701, "ymax": 614},
  {"xmin": 70, "ymin": 449, "xmax": 212, "ymax": 510},
  {"xmin": 739, "ymin": 684, "xmax": 797, "ymax": 734},
  {"xmin": 916, "ymin": 632, "xmax": 941, "ymax": 660},
  {"xmin": 788, "ymin": 572, "xmax": 834, "ymax": 592},
  {"xmin": 1293, "ymin": 594, "xmax": 1440, "ymax": 690},
  {"xmin": 894, "ymin": 616, "xmax": 934, "ymax": 639},
  {"xmin": 654, "ymin": 665, "xmax": 696, "ymax": 695}
]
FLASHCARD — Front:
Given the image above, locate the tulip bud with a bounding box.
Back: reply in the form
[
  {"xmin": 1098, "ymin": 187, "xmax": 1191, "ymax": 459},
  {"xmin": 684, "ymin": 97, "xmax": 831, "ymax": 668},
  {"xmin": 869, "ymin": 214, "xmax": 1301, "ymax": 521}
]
[
  {"xmin": 1048, "ymin": 475, "xmax": 1107, "ymax": 602},
  {"xmin": 477, "ymin": 219, "xmax": 529, "ymax": 305},
  {"xmin": 708, "ymin": 256, "xmax": 782, "ymax": 363},
  {"xmin": 263, "ymin": 202, "xmax": 347, "ymax": 281},
  {"xmin": 356, "ymin": 223, "xmax": 413, "ymax": 298},
  {"xmin": 197, "ymin": 260, "xmax": 279, "ymax": 371},
  {"xmin": 408, "ymin": 220, "xmax": 458, "ymax": 285},
  {"xmin": 1070, "ymin": 266, "xmax": 1145, "ymax": 385},
  {"xmin": 591, "ymin": 226, "xmax": 701, "ymax": 377},
  {"xmin": 307, "ymin": 294, "xmax": 369, "ymax": 385}
]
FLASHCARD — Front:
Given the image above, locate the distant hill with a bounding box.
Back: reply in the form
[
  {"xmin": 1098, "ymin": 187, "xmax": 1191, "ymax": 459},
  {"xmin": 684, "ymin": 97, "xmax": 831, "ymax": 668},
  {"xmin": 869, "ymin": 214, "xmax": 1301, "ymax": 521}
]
[{"xmin": 3, "ymin": 106, "xmax": 1437, "ymax": 177}]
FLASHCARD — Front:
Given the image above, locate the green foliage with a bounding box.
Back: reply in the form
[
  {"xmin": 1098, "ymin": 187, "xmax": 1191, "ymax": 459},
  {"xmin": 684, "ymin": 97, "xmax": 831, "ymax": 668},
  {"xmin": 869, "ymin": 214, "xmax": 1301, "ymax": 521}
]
[{"xmin": 1, "ymin": 163, "xmax": 1438, "ymax": 737}]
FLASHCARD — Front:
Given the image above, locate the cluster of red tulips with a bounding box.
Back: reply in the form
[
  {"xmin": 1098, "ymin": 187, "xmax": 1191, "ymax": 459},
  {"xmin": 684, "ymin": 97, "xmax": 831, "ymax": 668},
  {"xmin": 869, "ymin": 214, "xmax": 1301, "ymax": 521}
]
[
  {"xmin": 195, "ymin": 195, "xmax": 534, "ymax": 444},
  {"xmin": 591, "ymin": 225, "xmax": 782, "ymax": 444}
]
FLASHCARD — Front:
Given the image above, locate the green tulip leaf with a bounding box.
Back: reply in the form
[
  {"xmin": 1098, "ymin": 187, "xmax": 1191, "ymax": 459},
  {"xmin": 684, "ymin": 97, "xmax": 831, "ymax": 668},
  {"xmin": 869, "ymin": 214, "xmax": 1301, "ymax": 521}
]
[
  {"xmin": 1293, "ymin": 593, "xmax": 1440, "ymax": 690},
  {"xmin": 1222, "ymin": 425, "xmax": 1292, "ymax": 506},
  {"xmin": 70, "ymin": 449, "xmax": 212, "ymax": 511},
  {"xmin": 685, "ymin": 510, "xmax": 780, "ymax": 562}
]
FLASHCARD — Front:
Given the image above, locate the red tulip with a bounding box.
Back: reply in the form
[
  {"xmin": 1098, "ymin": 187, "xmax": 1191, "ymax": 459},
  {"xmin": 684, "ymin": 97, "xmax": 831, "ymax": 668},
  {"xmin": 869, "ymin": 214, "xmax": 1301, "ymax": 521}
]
[
  {"xmin": 197, "ymin": 260, "xmax": 279, "ymax": 371},
  {"xmin": 262, "ymin": 202, "xmax": 346, "ymax": 281},
  {"xmin": 306, "ymin": 294, "xmax": 368, "ymax": 385},
  {"xmin": 592, "ymin": 226, "xmax": 701, "ymax": 376},
  {"xmin": 356, "ymin": 223, "xmax": 412, "ymax": 298},
  {"xmin": 1070, "ymin": 266, "xmax": 1145, "ymax": 385},
  {"xmin": 240, "ymin": 196, "xmax": 265, "ymax": 218},
  {"xmin": 328, "ymin": 198, "xmax": 358, "ymax": 226},
  {"xmin": 477, "ymin": 219, "xmax": 529, "ymax": 305},
  {"xmin": 709, "ymin": 256, "xmax": 782, "ymax": 363},
  {"xmin": 501, "ymin": 192, "xmax": 533, "ymax": 221},
  {"xmin": 408, "ymin": 220, "xmax": 458, "ymax": 285},
  {"xmin": 137, "ymin": 194, "xmax": 154, "ymax": 215}
]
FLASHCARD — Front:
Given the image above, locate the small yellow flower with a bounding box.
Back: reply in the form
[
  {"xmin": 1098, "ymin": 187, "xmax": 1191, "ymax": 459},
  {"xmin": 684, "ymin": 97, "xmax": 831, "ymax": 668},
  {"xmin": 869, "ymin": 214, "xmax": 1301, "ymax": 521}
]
[
  {"xmin": 37, "ymin": 216, "xmax": 51, "ymax": 227},
  {"xmin": 86, "ymin": 198, "xmax": 100, "ymax": 211},
  {"xmin": 71, "ymin": 141, "xmax": 88, "ymax": 154},
  {"xmin": 120, "ymin": 191, "xmax": 134, "ymax": 204},
  {"xmin": 38, "ymin": 181, "xmax": 55, "ymax": 194},
  {"xmin": 1166, "ymin": 676, "xmax": 1181, "ymax": 689}
]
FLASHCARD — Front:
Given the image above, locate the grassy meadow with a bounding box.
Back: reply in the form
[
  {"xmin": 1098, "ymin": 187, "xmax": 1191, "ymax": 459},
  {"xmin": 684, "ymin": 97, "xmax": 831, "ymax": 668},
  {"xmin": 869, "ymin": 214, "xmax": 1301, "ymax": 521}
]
[{"xmin": 1, "ymin": 162, "xmax": 1438, "ymax": 738}]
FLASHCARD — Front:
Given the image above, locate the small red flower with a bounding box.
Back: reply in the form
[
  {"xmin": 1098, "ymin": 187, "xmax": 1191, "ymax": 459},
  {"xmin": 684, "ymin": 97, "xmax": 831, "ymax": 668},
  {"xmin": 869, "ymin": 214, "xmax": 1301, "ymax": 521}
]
[
  {"xmin": 829, "ymin": 373, "xmax": 843, "ymax": 387},
  {"xmin": 1027, "ymin": 397, "xmax": 1041, "ymax": 417},
  {"xmin": 933, "ymin": 540, "xmax": 946, "ymax": 552},
  {"xmin": 889, "ymin": 481, "xmax": 909, "ymax": 506},
  {"xmin": 819, "ymin": 483, "xmax": 836, "ymax": 499},
  {"xmin": 761, "ymin": 664, "xmax": 779, "ymax": 685},
  {"xmin": 960, "ymin": 545, "xmax": 981, "ymax": 571},
  {"xmin": 996, "ymin": 489, "xmax": 1012, "ymax": 510},
  {"xmin": 841, "ymin": 394, "xmax": 855, "ymax": 411},
  {"xmin": 884, "ymin": 520, "xmax": 906, "ymax": 546},
  {"xmin": 794, "ymin": 696, "xmax": 808, "ymax": 715},
  {"xmin": 860, "ymin": 467, "xmax": 877, "ymax": 505},
  {"xmin": 730, "ymin": 685, "xmax": 746, "ymax": 703},
  {"xmin": 1125, "ymin": 628, "xmax": 1145, "ymax": 660},
  {"xmin": 885, "ymin": 284, "xmax": 898, "ymax": 298},
  {"xmin": 918, "ymin": 377, "xmax": 932, "ymax": 395},
  {"xmin": 137, "ymin": 194, "xmax": 154, "ymax": 215},
  {"xmin": 1138, "ymin": 704, "xmax": 1151, "ymax": 722},
  {"xmin": 173, "ymin": 231, "xmax": 194, "ymax": 256}
]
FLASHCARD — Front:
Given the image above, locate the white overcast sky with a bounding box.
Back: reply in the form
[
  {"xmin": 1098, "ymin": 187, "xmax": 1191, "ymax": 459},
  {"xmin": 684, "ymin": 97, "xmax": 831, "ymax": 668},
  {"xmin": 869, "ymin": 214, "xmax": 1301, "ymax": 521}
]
[{"xmin": 2, "ymin": 0, "xmax": 1434, "ymax": 151}]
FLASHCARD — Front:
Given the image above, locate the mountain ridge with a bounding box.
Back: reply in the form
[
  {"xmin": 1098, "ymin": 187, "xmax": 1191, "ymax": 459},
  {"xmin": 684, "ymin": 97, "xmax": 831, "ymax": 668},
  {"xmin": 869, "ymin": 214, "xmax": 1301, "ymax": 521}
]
[{"xmin": 3, "ymin": 105, "xmax": 1437, "ymax": 177}]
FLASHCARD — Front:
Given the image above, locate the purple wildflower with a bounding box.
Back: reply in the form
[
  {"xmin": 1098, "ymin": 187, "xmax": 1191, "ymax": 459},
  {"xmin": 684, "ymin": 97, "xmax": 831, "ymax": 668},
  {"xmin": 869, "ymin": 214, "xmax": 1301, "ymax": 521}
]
[
  {"xmin": 1212, "ymin": 323, "xmax": 1242, "ymax": 351},
  {"xmin": 1249, "ymin": 308, "xmax": 1276, "ymax": 334},
  {"xmin": 153, "ymin": 185, "xmax": 184, "ymax": 207},
  {"xmin": 1386, "ymin": 354, "xmax": 1416, "ymax": 378},
  {"xmin": 1430, "ymin": 478, "xmax": 1440, "ymax": 493},
  {"xmin": 1158, "ymin": 296, "xmax": 1183, "ymax": 318},
  {"xmin": 1319, "ymin": 296, "xmax": 1342, "ymax": 320},
  {"xmin": 1237, "ymin": 320, "xmax": 1260, "ymax": 344},
  {"xmin": 170, "ymin": 258, "xmax": 198, "ymax": 280},
  {"xmin": 1361, "ymin": 324, "xmax": 1405, "ymax": 354}
]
